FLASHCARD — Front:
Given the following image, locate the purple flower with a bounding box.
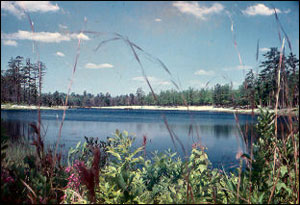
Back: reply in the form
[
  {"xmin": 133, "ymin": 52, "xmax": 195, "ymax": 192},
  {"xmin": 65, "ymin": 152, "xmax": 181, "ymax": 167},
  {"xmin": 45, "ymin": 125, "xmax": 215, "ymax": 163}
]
[{"xmin": 65, "ymin": 166, "xmax": 72, "ymax": 173}]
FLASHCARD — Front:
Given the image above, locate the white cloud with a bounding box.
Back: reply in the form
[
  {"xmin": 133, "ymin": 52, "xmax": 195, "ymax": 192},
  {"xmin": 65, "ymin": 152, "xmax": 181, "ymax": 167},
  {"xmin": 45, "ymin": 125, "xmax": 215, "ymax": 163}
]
[
  {"xmin": 259, "ymin": 47, "xmax": 270, "ymax": 52},
  {"xmin": 242, "ymin": 4, "xmax": 281, "ymax": 16},
  {"xmin": 2, "ymin": 30, "xmax": 70, "ymax": 43},
  {"xmin": 173, "ymin": 1, "xmax": 224, "ymax": 20},
  {"xmin": 132, "ymin": 76, "xmax": 171, "ymax": 86},
  {"xmin": 55, "ymin": 51, "xmax": 65, "ymax": 57},
  {"xmin": 16, "ymin": 1, "xmax": 59, "ymax": 12},
  {"xmin": 85, "ymin": 63, "xmax": 114, "ymax": 69},
  {"xmin": 1, "ymin": 30, "xmax": 89, "ymax": 43},
  {"xmin": 283, "ymin": 9, "xmax": 291, "ymax": 14},
  {"xmin": 194, "ymin": 69, "xmax": 215, "ymax": 76},
  {"xmin": 1, "ymin": 1, "xmax": 25, "ymax": 19},
  {"xmin": 1, "ymin": 1, "xmax": 59, "ymax": 19},
  {"xmin": 155, "ymin": 18, "xmax": 162, "ymax": 22},
  {"xmin": 2, "ymin": 39, "xmax": 18, "ymax": 46}
]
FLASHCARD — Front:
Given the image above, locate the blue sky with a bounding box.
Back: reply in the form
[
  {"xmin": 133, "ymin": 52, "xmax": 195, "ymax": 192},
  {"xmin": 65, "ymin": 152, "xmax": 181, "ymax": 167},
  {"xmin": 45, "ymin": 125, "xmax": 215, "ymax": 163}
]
[{"xmin": 1, "ymin": 1, "xmax": 299, "ymax": 96}]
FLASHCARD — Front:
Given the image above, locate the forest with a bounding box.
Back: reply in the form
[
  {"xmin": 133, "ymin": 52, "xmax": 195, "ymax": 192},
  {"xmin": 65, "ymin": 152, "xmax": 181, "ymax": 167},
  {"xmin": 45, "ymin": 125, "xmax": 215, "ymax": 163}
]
[{"xmin": 1, "ymin": 47, "xmax": 299, "ymax": 109}]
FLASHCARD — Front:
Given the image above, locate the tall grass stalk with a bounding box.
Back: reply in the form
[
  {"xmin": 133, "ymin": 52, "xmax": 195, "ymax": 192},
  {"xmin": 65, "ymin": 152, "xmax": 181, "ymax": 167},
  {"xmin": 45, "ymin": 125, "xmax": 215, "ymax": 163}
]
[
  {"xmin": 274, "ymin": 37, "xmax": 286, "ymax": 138},
  {"xmin": 24, "ymin": 11, "xmax": 43, "ymax": 151},
  {"xmin": 53, "ymin": 33, "xmax": 82, "ymax": 170}
]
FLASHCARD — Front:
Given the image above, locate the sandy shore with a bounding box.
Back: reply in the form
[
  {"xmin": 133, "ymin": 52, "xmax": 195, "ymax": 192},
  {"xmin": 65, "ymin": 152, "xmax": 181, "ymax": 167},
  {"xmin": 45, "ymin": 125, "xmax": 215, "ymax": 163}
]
[
  {"xmin": 91, "ymin": 105, "xmax": 256, "ymax": 113},
  {"xmin": 1, "ymin": 104, "xmax": 68, "ymax": 110},
  {"xmin": 2, "ymin": 104, "xmax": 297, "ymax": 116},
  {"xmin": 96, "ymin": 106, "xmax": 298, "ymax": 116},
  {"xmin": 92, "ymin": 105, "xmax": 265, "ymax": 115}
]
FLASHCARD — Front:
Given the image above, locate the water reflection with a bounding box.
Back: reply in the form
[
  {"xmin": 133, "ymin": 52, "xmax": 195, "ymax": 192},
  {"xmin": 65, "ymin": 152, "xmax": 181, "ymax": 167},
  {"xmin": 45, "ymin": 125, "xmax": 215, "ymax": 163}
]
[
  {"xmin": 2, "ymin": 109, "xmax": 259, "ymax": 168},
  {"xmin": 1, "ymin": 120, "xmax": 36, "ymax": 142},
  {"xmin": 213, "ymin": 124, "xmax": 231, "ymax": 138}
]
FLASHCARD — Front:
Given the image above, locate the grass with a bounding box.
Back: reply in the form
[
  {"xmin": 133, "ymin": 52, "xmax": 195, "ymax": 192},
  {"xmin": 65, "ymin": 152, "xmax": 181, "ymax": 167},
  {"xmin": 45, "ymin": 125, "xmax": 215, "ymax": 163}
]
[{"xmin": 5, "ymin": 140, "xmax": 35, "ymax": 166}]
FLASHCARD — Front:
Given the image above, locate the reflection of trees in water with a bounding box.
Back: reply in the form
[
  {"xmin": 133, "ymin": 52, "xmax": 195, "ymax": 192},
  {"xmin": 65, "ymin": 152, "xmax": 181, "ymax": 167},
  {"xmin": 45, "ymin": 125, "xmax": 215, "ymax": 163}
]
[
  {"xmin": 2, "ymin": 119, "xmax": 70, "ymax": 164},
  {"xmin": 1, "ymin": 120, "xmax": 36, "ymax": 142},
  {"xmin": 213, "ymin": 124, "xmax": 232, "ymax": 138}
]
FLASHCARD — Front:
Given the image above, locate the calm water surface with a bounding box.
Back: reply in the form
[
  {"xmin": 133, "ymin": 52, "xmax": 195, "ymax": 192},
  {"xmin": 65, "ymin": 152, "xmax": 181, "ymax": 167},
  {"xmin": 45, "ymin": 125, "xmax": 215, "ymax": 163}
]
[{"xmin": 1, "ymin": 108, "xmax": 258, "ymax": 169}]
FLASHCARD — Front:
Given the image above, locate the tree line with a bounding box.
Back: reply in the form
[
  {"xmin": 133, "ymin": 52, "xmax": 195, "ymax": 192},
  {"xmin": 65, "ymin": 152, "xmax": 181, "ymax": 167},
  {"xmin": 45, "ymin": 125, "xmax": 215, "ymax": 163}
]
[
  {"xmin": 241, "ymin": 48, "xmax": 299, "ymax": 108},
  {"xmin": 1, "ymin": 56, "xmax": 46, "ymax": 105},
  {"xmin": 1, "ymin": 48, "xmax": 298, "ymax": 108}
]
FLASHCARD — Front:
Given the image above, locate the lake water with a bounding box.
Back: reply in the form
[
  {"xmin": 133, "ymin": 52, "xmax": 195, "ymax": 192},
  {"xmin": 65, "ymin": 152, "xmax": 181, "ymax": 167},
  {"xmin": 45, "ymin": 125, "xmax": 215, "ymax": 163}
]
[{"xmin": 1, "ymin": 108, "xmax": 258, "ymax": 169}]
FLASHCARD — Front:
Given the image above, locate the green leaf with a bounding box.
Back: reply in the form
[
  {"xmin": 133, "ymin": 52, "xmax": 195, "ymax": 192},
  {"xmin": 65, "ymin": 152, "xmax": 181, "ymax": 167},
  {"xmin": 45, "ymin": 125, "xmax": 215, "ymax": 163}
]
[
  {"xmin": 117, "ymin": 173, "xmax": 126, "ymax": 190},
  {"xmin": 109, "ymin": 166, "xmax": 117, "ymax": 173},
  {"xmin": 128, "ymin": 147, "xmax": 143, "ymax": 160},
  {"xmin": 276, "ymin": 182, "xmax": 292, "ymax": 195},
  {"xmin": 75, "ymin": 141, "xmax": 81, "ymax": 149},
  {"xmin": 192, "ymin": 149, "xmax": 202, "ymax": 156},
  {"xmin": 258, "ymin": 192, "xmax": 265, "ymax": 204},
  {"xmin": 68, "ymin": 148, "xmax": 76, "ymax": 156},
  {"xmin": 198, "ymin": 164, "xmax": 207, "ymax": 172},
  {"xmin": 107, "ymin": 150, "xmax": 122, "ymax": 161},
  {"xmin": 280, "ymin": 166, "xmax": 288, "ymax": 177},
  {"xmin": 123, "ymin": 130, "xmax": 128, "ymax": 136}
]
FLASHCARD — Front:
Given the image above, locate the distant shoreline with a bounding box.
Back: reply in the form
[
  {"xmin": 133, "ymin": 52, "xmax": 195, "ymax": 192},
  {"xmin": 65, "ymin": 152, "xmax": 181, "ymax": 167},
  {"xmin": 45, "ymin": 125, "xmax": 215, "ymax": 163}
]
[{"xmin": 1, "ymin": 104, "xmax": 298, "ymax": 116}]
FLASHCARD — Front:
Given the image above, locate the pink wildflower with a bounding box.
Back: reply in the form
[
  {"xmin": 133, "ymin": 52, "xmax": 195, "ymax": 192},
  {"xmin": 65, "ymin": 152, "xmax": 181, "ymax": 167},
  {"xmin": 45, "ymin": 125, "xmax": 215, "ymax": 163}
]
[{"xmin": 65, "ymin": 166, "xmax": 72, "ymax": 173}]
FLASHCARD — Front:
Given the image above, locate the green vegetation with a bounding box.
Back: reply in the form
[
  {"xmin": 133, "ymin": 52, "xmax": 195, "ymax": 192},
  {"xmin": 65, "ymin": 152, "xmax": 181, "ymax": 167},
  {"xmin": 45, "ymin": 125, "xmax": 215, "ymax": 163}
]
[
  {"xmin": 2, "ymin": 48, "xmax": 298, "ymax": 109},
  {"xmin": 1, "ymin": 108, "xmax": 299, "ymax": 203}
]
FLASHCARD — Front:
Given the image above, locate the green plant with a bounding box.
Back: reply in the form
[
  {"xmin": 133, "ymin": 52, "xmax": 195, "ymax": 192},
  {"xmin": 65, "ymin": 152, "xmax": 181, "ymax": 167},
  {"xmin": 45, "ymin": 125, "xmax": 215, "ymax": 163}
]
[{"xmin": 98, "ymin": 130, "xmax": 146, "ymax": 204}]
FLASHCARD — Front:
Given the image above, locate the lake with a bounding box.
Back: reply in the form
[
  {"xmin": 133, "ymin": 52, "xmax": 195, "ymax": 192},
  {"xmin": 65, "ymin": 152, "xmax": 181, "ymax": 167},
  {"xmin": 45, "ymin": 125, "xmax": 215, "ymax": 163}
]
[{"xmin": 1, "ymin": 108, "xmax": 258, "ymax": 169}]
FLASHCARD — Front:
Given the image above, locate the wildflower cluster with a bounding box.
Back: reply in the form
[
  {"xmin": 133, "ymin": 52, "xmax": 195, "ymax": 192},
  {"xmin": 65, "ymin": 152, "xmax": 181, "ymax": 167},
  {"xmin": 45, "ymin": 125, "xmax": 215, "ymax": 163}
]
[{"xmin": 65, "ymin": 160, "xmax": 85, "ymax": 192}]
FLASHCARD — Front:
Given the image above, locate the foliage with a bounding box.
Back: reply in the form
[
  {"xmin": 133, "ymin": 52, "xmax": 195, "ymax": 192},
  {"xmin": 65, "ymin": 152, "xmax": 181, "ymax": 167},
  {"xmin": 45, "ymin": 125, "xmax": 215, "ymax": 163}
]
[
  {"xmin": 1, "ymin": 123, "xmax": 67, "ymax": 204},
  {"xmin": 63, "ymin": 125, "xmax": 298, "ymax": 204},
  {"xmin": 1, "ymin": 107, "xmax": 299, "ymax": 204},
  {"xmin": 247, "ymin": 108, "xmax": 299, "ymax": 204}
]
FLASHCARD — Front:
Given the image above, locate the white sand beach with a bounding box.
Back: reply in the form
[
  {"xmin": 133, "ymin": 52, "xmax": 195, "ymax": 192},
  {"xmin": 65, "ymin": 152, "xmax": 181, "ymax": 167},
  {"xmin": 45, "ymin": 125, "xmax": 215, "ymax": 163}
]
[{"xmin": 2, "ymin": 104, "xmax": 297, "ymax": 116}]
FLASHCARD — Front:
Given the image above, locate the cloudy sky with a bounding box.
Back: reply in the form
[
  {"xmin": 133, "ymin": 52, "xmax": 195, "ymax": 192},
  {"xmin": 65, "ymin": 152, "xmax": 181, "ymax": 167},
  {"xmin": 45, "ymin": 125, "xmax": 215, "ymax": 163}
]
[{"xmin": 1, "ymin": 1, "xmax": 299, "ymax": 96}]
